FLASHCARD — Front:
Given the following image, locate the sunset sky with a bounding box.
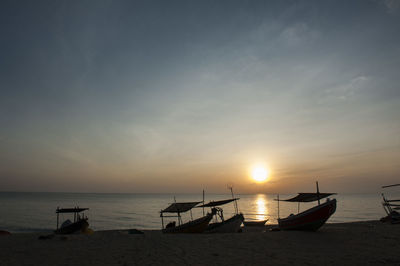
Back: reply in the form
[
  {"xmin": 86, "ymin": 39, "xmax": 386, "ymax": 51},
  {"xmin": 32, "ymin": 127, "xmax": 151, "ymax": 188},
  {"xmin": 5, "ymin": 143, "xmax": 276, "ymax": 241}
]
[{"xmin": 1, "ymin": 0, "xmax": 399, "ymax": 193}]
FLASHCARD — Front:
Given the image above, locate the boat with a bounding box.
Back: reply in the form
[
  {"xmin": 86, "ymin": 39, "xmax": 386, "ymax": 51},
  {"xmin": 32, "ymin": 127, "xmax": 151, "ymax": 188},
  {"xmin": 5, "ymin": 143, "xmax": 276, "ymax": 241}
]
[
  {"xmin": 381, "ymin": 184, "xmax": 400, "ymax": 224},
  {"xmin": 160, "ymin": 201, "xmax": 215, "ymax": 233},
  {"xmin": 197, "ymin": 198, "xmax": 244, "ymax": 233},
  {"xmin": 276, "ymin": 182, "xmax": 336, "ymax": 231},
  {"xmin": 0, "ymin": 230, "xmax": 11, "ymax": 235},
  {"xmin": 197, "ymin": 187, "xmax": 244, "ymax": 233},
  {"xmin": 243, "ymin": 219, "xmax": 268, "ymax": 227},
  {"xmin": 55, "ymin": 207, "xmax": 89, "ymax": 234}
]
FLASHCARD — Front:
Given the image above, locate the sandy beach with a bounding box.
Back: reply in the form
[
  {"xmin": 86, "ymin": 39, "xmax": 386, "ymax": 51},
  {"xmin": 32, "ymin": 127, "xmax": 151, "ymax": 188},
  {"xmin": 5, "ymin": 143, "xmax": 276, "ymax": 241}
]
[{"xmin": 0, "ymin": 221, "xmax": 399, "ymax": 266}]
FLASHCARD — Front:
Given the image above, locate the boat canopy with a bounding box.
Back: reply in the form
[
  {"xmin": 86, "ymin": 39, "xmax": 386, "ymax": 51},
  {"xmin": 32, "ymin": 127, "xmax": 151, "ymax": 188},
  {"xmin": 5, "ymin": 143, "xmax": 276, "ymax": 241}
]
[
  {"xmin": 277, "ymin": 193, "xmax": 336, "ymax": 202},
  {"xmin": 197, "ymin": 198, "xmax": 239, "ymax": 208},
  {"xmin": 382, "ymin": 184, "xmax": 400, "ymax": 188},
  {"xmin": 386, "ymin": 199, "xmax": 400, "ymax": 202},
  {"xmin": 56, "ymin": 207, "xmax": 89, "ymax": 213},
  {"xmin": 161, "ymin": 202, "xmax": 202, "ymax": 213}
]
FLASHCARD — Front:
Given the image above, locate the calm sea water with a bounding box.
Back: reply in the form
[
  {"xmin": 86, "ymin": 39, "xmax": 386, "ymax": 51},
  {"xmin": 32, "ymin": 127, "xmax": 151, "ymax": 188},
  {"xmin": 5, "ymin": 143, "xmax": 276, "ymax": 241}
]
[{"xmin": 0, "ymin": 192, "xmax": 394, "ymax": 233}]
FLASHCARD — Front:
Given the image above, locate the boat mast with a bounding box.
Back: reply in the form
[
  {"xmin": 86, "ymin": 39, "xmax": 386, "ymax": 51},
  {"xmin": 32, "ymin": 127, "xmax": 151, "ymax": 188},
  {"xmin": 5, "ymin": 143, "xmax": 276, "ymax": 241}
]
[
  {"xmin": 229, "ymin": 186, "xmax": 238, "ymax": 214},
  {"xmin": 316, "ymin": 181, "xmax": 320, "ymax": 205}
]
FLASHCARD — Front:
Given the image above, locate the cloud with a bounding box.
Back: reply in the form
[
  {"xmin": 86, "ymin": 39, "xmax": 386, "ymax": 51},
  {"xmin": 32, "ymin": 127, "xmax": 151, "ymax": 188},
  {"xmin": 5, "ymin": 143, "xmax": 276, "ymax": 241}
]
[
  {"xmin": 320, "ymin": 75, "xmax": 370, "ymax": 104},
  {"xmin": 384, "ymin": 0, "xmax": 400, "ymax": 13},
  {"xmin": 279, "ymin": 23, "xmax": 320, "ymax": 47},
  {"xmin": 373, "ymin": 0, "xmax": 400, "ymax": 13}
]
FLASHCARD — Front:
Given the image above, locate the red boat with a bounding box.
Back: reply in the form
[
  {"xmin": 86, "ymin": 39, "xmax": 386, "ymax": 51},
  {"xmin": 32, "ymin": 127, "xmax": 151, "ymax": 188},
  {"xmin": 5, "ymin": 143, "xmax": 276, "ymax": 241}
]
[{"xmin": 277, "ymin": 182, "xmax": 337, "ymax": 231}]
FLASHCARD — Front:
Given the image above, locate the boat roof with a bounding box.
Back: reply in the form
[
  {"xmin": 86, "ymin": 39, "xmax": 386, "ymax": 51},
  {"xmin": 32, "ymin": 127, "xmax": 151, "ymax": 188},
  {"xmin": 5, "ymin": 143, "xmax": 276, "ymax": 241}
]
[
  {"xmin": 56, "ymin": 207, "xmax": 89, "ymax": 213},
  {"xmin": 161, "ymin": 201, "xmax": 202, "ymax": 213},
  {"xmin": 382, "ymin": 184, "xmax": 400, "ymax": 188},
  {"xmin": 197, "ymin": 198, "xmax": 239, "ymax": 208},
  {"xmin": 277, "ymin": 193, "xmax": 336, "ymax": 202}
]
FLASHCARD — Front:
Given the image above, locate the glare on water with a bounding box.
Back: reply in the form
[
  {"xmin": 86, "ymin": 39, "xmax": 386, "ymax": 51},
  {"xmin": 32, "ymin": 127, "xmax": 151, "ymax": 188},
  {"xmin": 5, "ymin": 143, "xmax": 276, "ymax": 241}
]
[{"xmin": 255, "ymin": 194, "xmax": 268, "ymax": 221}]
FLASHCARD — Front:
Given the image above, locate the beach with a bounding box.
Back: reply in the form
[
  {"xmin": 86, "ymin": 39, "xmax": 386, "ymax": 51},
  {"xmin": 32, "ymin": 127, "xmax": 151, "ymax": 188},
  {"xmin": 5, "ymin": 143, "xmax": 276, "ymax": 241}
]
[{"xmin": 1, "ymin": 221, "xmax": 399, "ymax": 266}]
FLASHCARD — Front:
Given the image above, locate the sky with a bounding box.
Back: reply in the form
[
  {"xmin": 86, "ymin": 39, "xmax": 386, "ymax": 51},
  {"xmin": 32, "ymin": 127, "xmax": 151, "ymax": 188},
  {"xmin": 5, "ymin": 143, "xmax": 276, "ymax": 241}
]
[{"xmin": 1, "ymin": 0, "xmax": 399, "ymax": 194}]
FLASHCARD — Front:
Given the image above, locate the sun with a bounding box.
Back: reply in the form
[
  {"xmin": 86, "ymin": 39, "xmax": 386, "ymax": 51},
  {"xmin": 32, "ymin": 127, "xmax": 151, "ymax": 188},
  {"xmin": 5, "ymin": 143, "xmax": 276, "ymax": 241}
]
[{"xmin": 251, "ymin": 166, "xmax": 269, "ymax": 182}]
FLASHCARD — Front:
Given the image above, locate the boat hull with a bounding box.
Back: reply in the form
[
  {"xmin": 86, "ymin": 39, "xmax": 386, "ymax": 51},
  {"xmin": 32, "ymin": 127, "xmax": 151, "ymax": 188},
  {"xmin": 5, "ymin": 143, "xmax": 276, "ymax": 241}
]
[
  {"xmin": 162, "ymin": 213, "xmax": 213, "ymax": 234},
  {"xmin": 278, "ymin": 199, "xmax": 336, "ymax": 231},
  {"xmin": 243, "ymin": 219, "xmax": 268, "ymax": 227},
  {"xmin": 55, "ymin": 218, "xmax": 89, "ymax": 234},
  {"xmin": 206, "ymin": 213, "xmax": 244, "ymax": 233}
]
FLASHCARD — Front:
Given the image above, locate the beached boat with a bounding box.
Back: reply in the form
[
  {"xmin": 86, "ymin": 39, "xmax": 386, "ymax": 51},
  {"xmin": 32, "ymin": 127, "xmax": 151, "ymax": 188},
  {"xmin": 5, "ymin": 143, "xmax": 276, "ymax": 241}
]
[
  {"xmin": 276, "ymin": 182, "xmax": 336, "ymax": 231},
  {"xmin": 0, "ymin": 230, "xmax": 11, "ymax": 235},
  {"xmin": 381, "ymin": 184, "xmax": 400, "ymax": 224},
  {"xmin": 160, "ymin": 201, "xmax": 215, "ymax": 233},
  {"xmin": 197, "ymin": 198, "xmax": 244, "ymax": 233},
  {"xmin": 55, "ymin": 207, "xmax": 89, "ymax": 234},
  {"xmin": 243, "ymin": 219, "xmax": 268, "ymax": 227}
]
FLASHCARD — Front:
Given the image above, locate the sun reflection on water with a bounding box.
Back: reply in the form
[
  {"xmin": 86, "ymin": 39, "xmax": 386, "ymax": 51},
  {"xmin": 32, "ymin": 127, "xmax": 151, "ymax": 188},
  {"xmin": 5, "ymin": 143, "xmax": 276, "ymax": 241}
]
[{"xmin": 255, "ymin": 194, "xmax": 268, "ymax": 221}]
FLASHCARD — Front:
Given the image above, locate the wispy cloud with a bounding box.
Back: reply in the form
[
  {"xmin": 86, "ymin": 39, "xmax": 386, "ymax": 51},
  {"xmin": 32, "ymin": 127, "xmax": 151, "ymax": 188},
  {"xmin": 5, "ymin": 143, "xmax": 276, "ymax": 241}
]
[
  {"xmin": 1, "ymin": 1, "xmax": 400, "ymax": 192},
  {"xmin": 383, "ymin": 0, "xmax": 400, "ymax": 13},
  {"xmin": 320, "ymin": 76, "xmax": 370, "ymax": 104},
  {"xmin": 279, "ymin": 23, "xmax": 320, "ymax": 47}
]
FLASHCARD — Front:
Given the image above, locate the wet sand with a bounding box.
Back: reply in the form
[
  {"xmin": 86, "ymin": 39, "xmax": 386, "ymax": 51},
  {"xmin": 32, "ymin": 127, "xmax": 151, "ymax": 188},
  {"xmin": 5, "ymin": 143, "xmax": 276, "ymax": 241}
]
[{"xmin": 0, "ymin": 221, "xmax": 399, "ymax": 266}]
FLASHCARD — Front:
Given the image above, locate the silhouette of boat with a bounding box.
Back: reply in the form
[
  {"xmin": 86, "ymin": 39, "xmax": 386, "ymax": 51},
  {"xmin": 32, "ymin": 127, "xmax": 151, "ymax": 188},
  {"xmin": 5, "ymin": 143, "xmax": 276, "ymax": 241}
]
[
  {"xmin": 55, "ymin": 207, "xmax": 89, "ymax": 234},
  {"xmin": 381, "ymin": 184, "xmax": 400, "ymax": 224},
  {"xmin": 276, "ymin": 182, "xmax": 336, "ymax": 231},
  {"xmin": 197, "ymin": 198, "xmax": 244, "ymax": 233},
  {"xmin": 243, "ymin": 219, "xmax": 268, "ymax": 227},
  {"xmin": 160, "ymin": 201, "xmax": 214, "ymax": 233}
]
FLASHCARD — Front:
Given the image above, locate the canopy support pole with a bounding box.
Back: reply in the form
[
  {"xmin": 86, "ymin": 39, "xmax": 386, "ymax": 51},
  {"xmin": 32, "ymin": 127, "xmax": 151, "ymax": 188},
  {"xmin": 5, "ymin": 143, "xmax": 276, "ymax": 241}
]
[
  {"xmin": 229, "ymin": 186, "xmax": 238, "ymax": 214},
  {"xmin": 202, "ymin": 189, "xmax": 205, "ymax": 216},
  {"xmin": 56, "ymin": 207, "xmax": 59, "ymax": 229},
  {"xmin": 382, "ymin": 194, "xmax": 392, "ymax": 215},
  {"xmin": 277, "ymin": 194, "xmax": 280, "ymax": 219}
]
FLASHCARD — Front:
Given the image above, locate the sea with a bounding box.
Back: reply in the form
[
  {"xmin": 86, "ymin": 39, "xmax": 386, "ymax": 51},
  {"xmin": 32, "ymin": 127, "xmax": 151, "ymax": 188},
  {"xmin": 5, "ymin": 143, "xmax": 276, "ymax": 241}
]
[{"xmin": 0, "ymin": 192, "xmax": 396, "ymax": 233}]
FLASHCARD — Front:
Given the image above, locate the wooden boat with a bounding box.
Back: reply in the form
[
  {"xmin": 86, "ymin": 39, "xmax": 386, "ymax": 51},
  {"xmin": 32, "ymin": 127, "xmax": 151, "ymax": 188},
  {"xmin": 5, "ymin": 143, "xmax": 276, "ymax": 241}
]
[
  {"xmin": 381, "ymin": 184, "xmax": 400, "ymax": 224},
  {"xmin": 207, "ymin": 213, "xmax": 244, "ymax": 233},
  {"xmin": 276, "ymin": 182, "xmax": 336, "ymax": 231},
  {"xmin": 243, "ymin": 219, "xmax": 268, "ymax": 227},
  {"xmin": 197, "ymin": 198, "xmax": 244, "ymax": 233},
  {"xmin": 54, "ymin": 207, "xmax": 89, "ymax": 234},
  {"xmin": 0, "ymin": 230, "xmax": 11, "ymax": 235},
  {"xmin": 198, "ymin": 187, "xmax": 244, "ymax": 233},
  {"xmin": 160, "ymin": 201, "xmax": 214, "ymax": 233}
]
